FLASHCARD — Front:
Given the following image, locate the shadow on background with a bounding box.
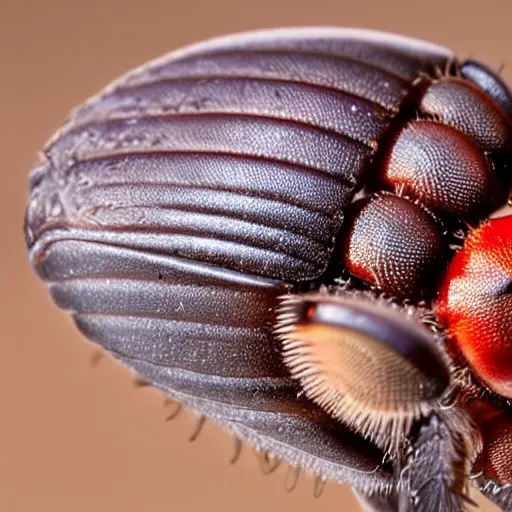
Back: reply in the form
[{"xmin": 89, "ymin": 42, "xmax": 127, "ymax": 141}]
[{"xmin": 2, "ymin": 0, "xmax": 510, "ymax": 510}]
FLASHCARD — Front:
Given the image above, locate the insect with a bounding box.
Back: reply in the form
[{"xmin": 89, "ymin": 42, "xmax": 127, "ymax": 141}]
[{"xmin": 24, "ymin": 27, "xmax": 512, "ymax": 511}]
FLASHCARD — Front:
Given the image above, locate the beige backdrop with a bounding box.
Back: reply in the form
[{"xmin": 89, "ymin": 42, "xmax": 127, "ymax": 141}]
[{"xmin": 2, "ymin": 0, "xmax": 511, "ymax": 510}]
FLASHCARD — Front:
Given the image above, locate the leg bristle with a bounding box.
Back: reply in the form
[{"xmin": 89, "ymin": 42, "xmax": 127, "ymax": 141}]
[
  {"xmin": 255, "ymin": 450, "xmax": 280, "ymax": 475},
  {"xmin": 188, "ymin": 416, "xmax": 206, "ymax": 442},
  {"xmin": 313, "ymin": 475, "xmax": 327, "ymax": 499},
  {"xmin": 133, "ymin": 378, "xmax": 151, "ymax": 388},
  {"xmin": 165, "ymin": 402, "xmax": 182, "ymax": 421},
  {"xmin": 284, "ymin": 465, "xmax": 300, "ymax": 493},
  {"xmin": 229, "ymin": 437, "xmax": 243, "ymax": 465},
  {"xmin": 89, "ymin": 350, "xmax": 104, "ymax": 367}
]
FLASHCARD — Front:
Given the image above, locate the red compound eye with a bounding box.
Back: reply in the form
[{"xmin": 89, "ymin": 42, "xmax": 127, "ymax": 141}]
[
  {"xmin": 438, "ymin": 215, "xmax": 512, "ymax": 398},
  {"xmin": 469, "ymin": 402, "xmax": 512, "ymax": 485}
]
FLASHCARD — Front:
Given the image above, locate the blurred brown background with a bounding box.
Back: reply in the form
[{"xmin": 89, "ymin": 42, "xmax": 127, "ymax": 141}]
[{"xmin": 2, "ymin": 0, "xmax": 511, "ymax": 511}]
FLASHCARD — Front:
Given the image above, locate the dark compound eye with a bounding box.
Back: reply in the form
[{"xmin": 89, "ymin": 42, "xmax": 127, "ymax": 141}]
[
  {"xmin": 461, "ymin": 59, "xmax": 512, "ymax": 123},
  {"xmin": 419, "ymin": 72, "xmax": 512, "ymax": 192},
  {"xmin": 337, "ymin": 193, "xmax": 446, "ymax": 300},
  {"xmin": 420, "ymin": 76, "xmax": 512, "ymax": 153},
  {"xmin": 379, "ymin": 120, "xmax": 493, "ymax": 219}
]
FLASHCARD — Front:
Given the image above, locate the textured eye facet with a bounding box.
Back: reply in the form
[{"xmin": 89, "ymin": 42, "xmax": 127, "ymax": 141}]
[
  {"xmin": 438, "ymin": 215, "xmax": 512, "ymax": 398},
  {"xmin": 420, "ymin": 77, "xmax": 512, "ymax": 153},
  {"xmin": 461, "ymin": 59, "xmax": 512, "ymax": 123},
  {"xmin": 471, "ymin": 402, "xmax": 512, "ymax": 485},
  {"xmin": 379, "ymin": 120, "xmax": 492, "ymax": 219},
  {"xmin": 337, "ymin": 193, "xmax": 446, "ymax": 300},
  {"xmin": 277, "ymin": 292, "xmax": 450, "ymax": 450}
]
